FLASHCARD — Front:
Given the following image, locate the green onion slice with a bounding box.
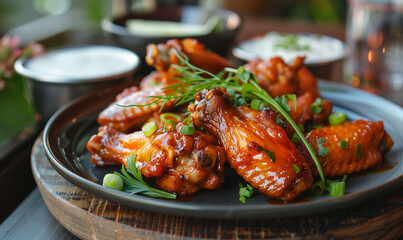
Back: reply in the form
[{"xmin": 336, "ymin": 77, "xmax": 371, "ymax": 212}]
[
  {"xmin": 311, "ymin": 180, "xmax": 326, "ymax": 196},
  {"xmin": 329, "ymin": 112, "xmax": 347, "ymax": 125},
  {"xmin": 180, "ymin": 125, "xmax": 195, "ymax": 135},
  {"xmin": 103, "ymin": 173, "xmax": 124, "ymax": 191},
  {"xmin": 292, "ymin": 164, "xmax": 301, "ymax": 173},
  {"xmin": 163, "ymin": 120, "xmax": 176, "ymax": 132},
  {"xmin": 160, "ymin": 112, "xmax": 181, "ymax": 122},
  {"xmin": 329, "ymin": 182, "xmax": 345, "ymax": 197},
  {"xmin": 142, "ymin": 122, "xmax": 157, "ymax": 136},
  {"xmin": 310, "ymin": 97, "xmax": 323, "ymax": 114},
  {"xmin": 251, "ymin": 99, "xmax": 264, "ymax": 111},
  {"xmin": 317, "ymin": 138, "xmax": 330, "ymax": 157}
]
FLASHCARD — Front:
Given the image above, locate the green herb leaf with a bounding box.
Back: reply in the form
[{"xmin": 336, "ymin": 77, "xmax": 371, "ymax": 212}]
[
  {"xmin": 114, "ymin": 153, "xmax": 176, "ymax": 199},
  {"xmin": 311, "ymin": 180, "xmax": 326, "ymax": 196},
  {"xmin": 310, "ymin": 97, "xmax": 323, "ymax": 114},
  {"xmin": 317, "ymin": 138, "xmax": 330, "ymax": 157},
  {"xmin": 160, "ymin": 112, "xmax": 181, "ymax": 122},
  {"xmin": 257, "ymin": 146, "xmax": 275, "ymax": 163},
  {"xmin": 292, "ymin": 164, "xmax": 301, "ymax": 173},
  {"xmin": 239, "ymin": 182, "xmax": 254, "ymax": 203},
  {"xmin": 163, "ymin": 119, "xmax": 176, "ymax": 132},
  {"xmin": 356, "ymin": 144, "xmax": 362, "ymax": 160},
  {"xmin": 307, "ymin": 125, "xmax": 323, "ymax": 131},
  {"xmin": 180, "ymin": 125, "xmax": 195, "ymax": 135},
  {"xmin": 291, "ymin": 124, "xmax": 304, "ymax": 143},
  {"xmin": 134, "ymin": 49, "xmax": 325, "ymax": 182},
  {"xmin": 339, "ymin": 140, "xmax": 348, "ymax": 149}
]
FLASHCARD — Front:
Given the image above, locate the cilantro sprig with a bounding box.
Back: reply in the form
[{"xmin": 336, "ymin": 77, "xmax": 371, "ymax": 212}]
[{"xmin": 113, "ymin": 153, "xmax": 176, "ymax": 199}]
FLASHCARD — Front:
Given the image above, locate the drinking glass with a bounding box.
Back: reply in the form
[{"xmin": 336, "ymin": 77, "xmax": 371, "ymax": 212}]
[{"xmin": 344, "ymin": 0, "xmax": 403, "ymax": 105}]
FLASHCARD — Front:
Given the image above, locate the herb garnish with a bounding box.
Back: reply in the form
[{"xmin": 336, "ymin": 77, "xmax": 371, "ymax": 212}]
[
  {"xmin": 114, "ymin": 153, "xmax": 177, "ymax": 199},
  {"xmin": 339, "ymin": 140, "xmax": 348, "ymax": 149},
  {"xmin": 292, "ymin": 164, "xmax": 301, "ymax": 173},
  {"xmin": 310, "ymin": 97, "xmax": 323, "ymax": 114},
  {"xmin": 356, "ymin": 144, "xmax": 362, "ymax": 160},
  {"xmin": 317, "ymin": 138, "xmax": 330, "ymax": 157},
  {"xmin": 274, "ymin": 34, "xmax": 310, "ymax": 51},
  {"xmin": 239, "ymin": 183, "xmax": 254, "ymax": 203},
  {"xmin": 291, "ymin": 124, "xmax": 305, "ymax": 143},
  {"xmin": 311, "ymin": 175, "xmax": 347, "ymax": 197},
  {"xmin": 257, "ymin": 146, "xmax": 275, "ymax": 163},
  {"xmin": 120, "ymin": 50, "xmax": 325, "ymax": 182}
]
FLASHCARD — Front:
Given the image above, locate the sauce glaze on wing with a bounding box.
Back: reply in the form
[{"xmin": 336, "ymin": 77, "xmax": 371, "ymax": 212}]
[
  {"xmin": 87, "ymin": 124, "xmax": 226, "ymax": 196},
  {"xmin": 189, "ymin": 88, "xmax": 313, "ymax": 201},
  {"xmin": 97, "ymin": 85, "xmax": 175, "ymax": 133},
  {"xmin": 298, "ymin": 120, "xmax": 394, "ymax": 177}
]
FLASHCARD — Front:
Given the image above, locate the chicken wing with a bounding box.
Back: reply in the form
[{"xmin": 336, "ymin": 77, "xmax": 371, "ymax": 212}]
[
  {"xmin": 146, "ymin": 38, "xmax": 233, "ymax": 74},
  {"xmin": 245, "ymin": 56, "xmax": 320, "ymax": 98},
  {"xmin": 298, "ymin": 120, "xmax": 394, "ymax": 177},
  {"xmin": 97, "ymin": 84, "xmax": 175, "ymax": 133},
  {"xmin": 189, "ymin": 88, "xmax": 313, "ymax": 201},
  {"xmin": 87, "ymin": 124, "xmax": 226, "ymax": 196}
]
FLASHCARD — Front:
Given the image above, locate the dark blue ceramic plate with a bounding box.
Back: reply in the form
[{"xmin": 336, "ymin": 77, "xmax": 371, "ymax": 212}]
[{"xmin": 43, "ymin": 81, "xmax": 403, "ymax": 219}]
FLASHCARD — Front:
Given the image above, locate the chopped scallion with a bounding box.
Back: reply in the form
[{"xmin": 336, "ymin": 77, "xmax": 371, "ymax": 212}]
[
  {"xmin": 163, "ymin": 119, "xmax": 176, "ymax": 132},
  {"xmin": 356, "ymin": 144, "xmax": 362, "ymax": 160},
  {"xmin": 339, "ymin": 140, "xmax": 348, "ymax": 149},
  {"xmin": 291, "ymin": 124, "xmax": 304, "ymax": 143},
  {"xmin": 142, "ymin": 122, "xmax": 157, "ymax": 136},
  {"xmin": 329, "ymin": 112, "xmax": 347, "ymax": 125},
  {"xmin": 310, "ymin": 97, "xmax": 323, "ymax": 114},
  {"xmin": 239, "ymin": 183, "xmax": 254, "ymax": 203},
  {"xmin": 180, "ymin": 125, "xmax": 195, "ymax": 135},
  {"xmin": 317, "ymin": 138, "xmax": 330, "ymax": 157},
  {"xmin": 311, "ymin": 180, "xmax": 326, "ymax": 196},
  {"xmin": 160, "ymin": 112, "xmax": 181, "ymax": 122}
]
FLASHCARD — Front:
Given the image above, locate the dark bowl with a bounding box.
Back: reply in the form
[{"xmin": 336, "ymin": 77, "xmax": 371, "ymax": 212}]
[{"xmin": 102, "ymin": 6, "xmax": 242, "ymax": 63}]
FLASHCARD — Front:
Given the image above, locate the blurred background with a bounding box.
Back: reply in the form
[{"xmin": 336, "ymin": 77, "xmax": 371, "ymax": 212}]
[{"xmin": 0, "ymin": 0, "xmax": 347, "ymax": 44}]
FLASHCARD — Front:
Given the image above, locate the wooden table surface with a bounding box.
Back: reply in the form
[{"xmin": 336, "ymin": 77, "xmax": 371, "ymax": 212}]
[{"xmin": 3, "ymin": 135, "xmax": 398, "ymax": 240}]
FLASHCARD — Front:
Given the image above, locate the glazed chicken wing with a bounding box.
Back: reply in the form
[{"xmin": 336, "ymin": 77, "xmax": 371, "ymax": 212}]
[
  {"xmin": 87, "ymin": 124, "xmax": 226, "ymax": 196},
  {"xmin": 98, "ymin": 39, "xmax": 232, "ymax": 133},
  {"xmin": 245, "ymin": 56, "xmax": 320, "ymax": 98},
  {"xmin": 298, "ymin": 120, "xmax": 394, "ymax": 177},
  {"xmin": 189, "ymin": 88, "xmax": 313, "ymax": 201},
  {"xmin": 97, "ymin": 84, "xmax": 175, "ymax": 133},
  {"xmin": 146, "ymin": 38, "xmax": 233, "ymax": 74}
]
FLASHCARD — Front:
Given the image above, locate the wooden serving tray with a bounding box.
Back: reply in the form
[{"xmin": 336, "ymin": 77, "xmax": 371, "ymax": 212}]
[{"xmin": 32, "ymin": 135, "xmax": 403, "ymax": 239}]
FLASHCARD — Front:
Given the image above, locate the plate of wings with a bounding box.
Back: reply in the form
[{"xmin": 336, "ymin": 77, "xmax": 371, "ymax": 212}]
[{"xmin": 43, "ymin": 38, "xmax": 403, "ymax": 219}]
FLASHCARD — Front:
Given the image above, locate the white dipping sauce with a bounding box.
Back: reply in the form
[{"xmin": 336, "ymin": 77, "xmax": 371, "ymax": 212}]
[
  {"xmin": 25, "ymin": 45, "xmax": 139, "ymax": 82},
  {"xmin": 234, "ymin": 32, "xmax": 346, "ymax": 65}
]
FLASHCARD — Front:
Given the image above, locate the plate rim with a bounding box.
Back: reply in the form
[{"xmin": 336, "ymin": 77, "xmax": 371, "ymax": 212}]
[{"xmin": 42, "ymin": 80, "xmax": 403, "ymax": 219}]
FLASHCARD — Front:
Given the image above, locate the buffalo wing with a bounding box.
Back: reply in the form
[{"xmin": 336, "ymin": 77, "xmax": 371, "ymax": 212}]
[
  {"xmin": 87, "ymin": 124, "xmax": 226, "ymax": 196},
  {"xmin": 298, "ymin": 120, "xmax": 394, "ymax": 177},
  {"xmin": 189, "ymin": 88, "xmax": 313, "ymax": 201}
]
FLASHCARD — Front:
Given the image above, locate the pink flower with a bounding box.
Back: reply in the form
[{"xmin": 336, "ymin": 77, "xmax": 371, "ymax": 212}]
[
  {"xmin": 0, "ymin": 79, "xmax": 5, "ymax": 90},
  {"xmin": 0, "ymin": 34, "xmax": 45, "ymax": 91}
]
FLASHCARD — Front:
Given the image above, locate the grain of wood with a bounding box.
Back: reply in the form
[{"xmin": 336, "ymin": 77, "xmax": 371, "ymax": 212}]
[{"xmin": 32, "ymin": 136, "xmax": 403, "ymax": 240}]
